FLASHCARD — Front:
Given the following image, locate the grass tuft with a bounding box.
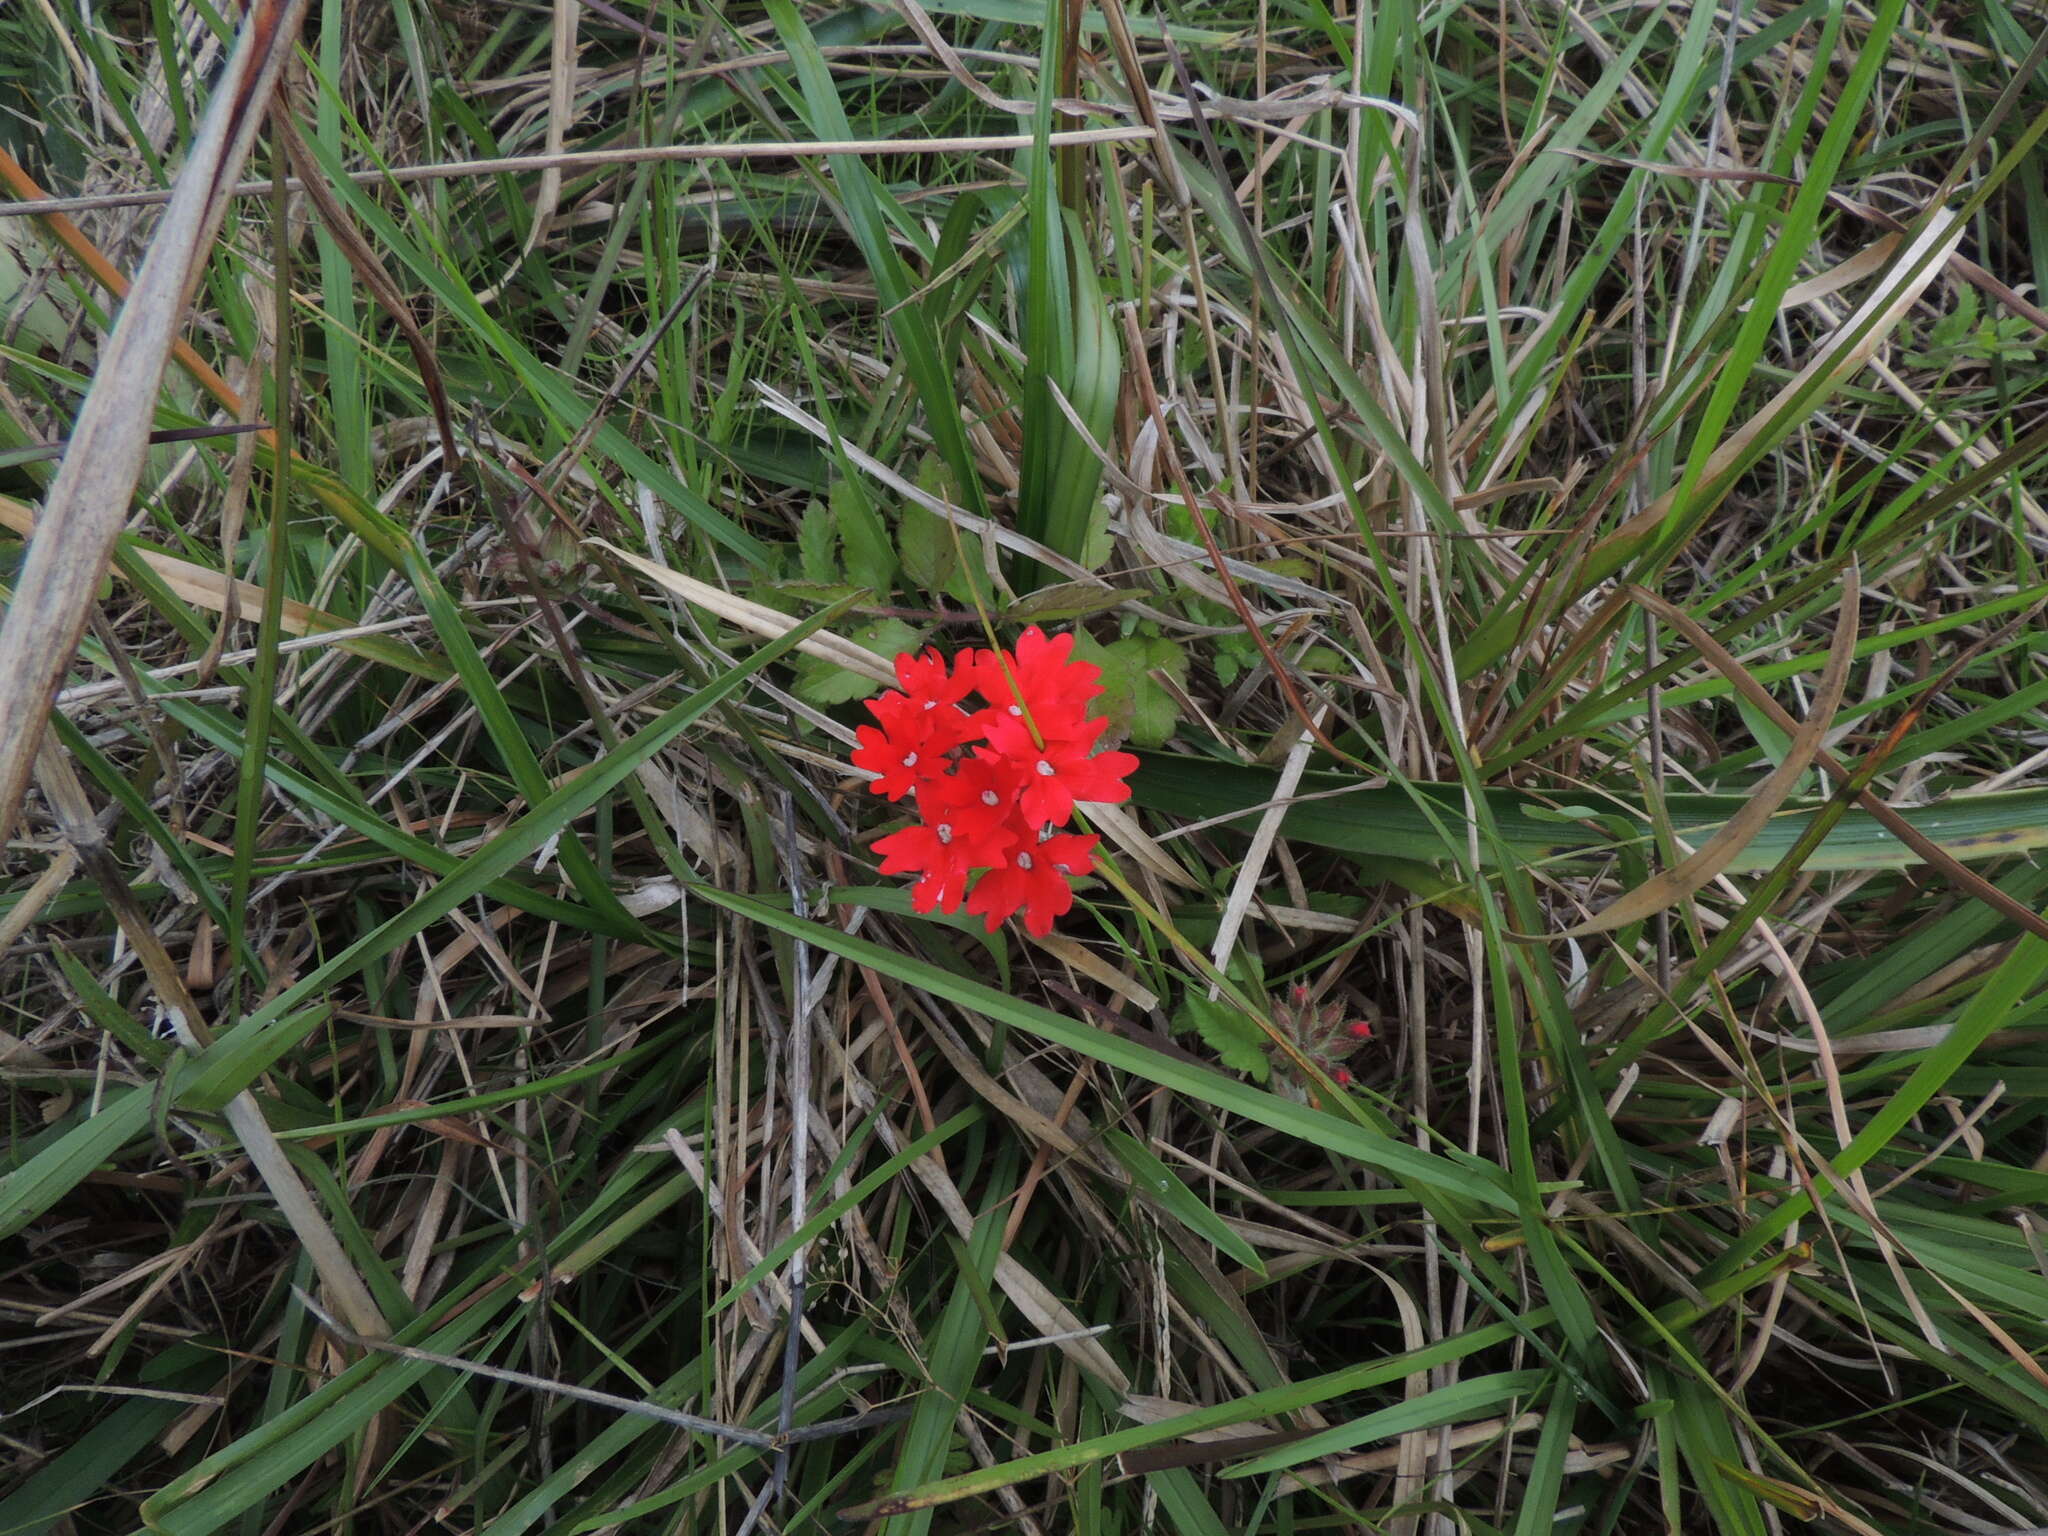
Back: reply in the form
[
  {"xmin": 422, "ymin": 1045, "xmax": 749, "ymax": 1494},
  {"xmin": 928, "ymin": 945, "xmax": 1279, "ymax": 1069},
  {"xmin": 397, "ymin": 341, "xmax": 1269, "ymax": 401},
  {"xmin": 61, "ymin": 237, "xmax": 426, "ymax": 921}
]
[{"xmin": 4, "ymin": 2, "xmax": 2048, "ymax": 1532}]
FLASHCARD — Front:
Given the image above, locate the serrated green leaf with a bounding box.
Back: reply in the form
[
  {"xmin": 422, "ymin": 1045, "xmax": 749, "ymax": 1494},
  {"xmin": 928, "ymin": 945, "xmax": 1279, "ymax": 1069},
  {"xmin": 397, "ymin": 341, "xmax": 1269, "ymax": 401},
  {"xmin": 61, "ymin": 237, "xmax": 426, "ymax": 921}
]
[
  {"xmin": 798, "ymin": 498, "xmax": 838, "ymax": 583},
  {"xmin": 793, "ymin": 618, "xmax": 921, "ymax": 705},
  {"xmin": 834, "ymin": 478, "xmax": 896, "ymax": 597},
  {"xmin": 1128, "ymin": 678, "xmax": 1180, "ymax": 749},
  {"xmin": 792, "ymin": 655, "xmax": 879, "ymax": 706},
  {"xmin": 1078, "ymin": 633, "xmax": 1187, "ymax": 748},
  {"xmin": 899, "ymin": 501, "xmax": 957, "ymax": 594},
  {"xmin": 1176, "ymin": 992, "xmax": 1269, "ymax": 1082}
]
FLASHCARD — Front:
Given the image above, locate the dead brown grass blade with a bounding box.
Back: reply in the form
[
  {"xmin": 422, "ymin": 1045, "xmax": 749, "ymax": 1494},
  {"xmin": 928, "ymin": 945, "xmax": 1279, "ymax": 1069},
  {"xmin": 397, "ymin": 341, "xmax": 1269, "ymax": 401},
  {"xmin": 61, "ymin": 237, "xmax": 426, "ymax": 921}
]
[
  {"xmin": 1117, "ymin": 307, "xmax": 1354, "ymax": 770},
  {"xmin": 1554, "ymin": 571, "xmax": 1859, "ymax": 937},
  {"xmin": 536, "ymin": 0, "xmax": 581, "ymax": 243},
  {"xmin": 1831, "ymin": 194, "xmax": 2048, "ymax": 334},
  {"xmin": 0, "ymin": 0, "xmax": 316, "ymax": 842},
  {"xmin": 1633, "ymin": 588, "xmax": 2048, "ymax": 945},
  {"xmin": 0, "ymin": 494, "xmax": 355, "ymax": 638},
  {"xmin": 271, "ymin": 110, "xmax": 458, "ymax": 467},
  {"xmin": 0, "ymin": 129, "xmax": 1156, "ymax": 220},
  {"xmin": 0, "ymin": 151, "xmax": 266, "ymax": 445}
]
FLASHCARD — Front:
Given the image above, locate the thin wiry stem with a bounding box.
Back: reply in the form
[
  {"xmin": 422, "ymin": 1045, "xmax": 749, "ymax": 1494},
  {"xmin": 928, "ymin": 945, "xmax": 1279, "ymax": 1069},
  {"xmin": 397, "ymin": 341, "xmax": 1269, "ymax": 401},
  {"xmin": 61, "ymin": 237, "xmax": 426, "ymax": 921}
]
[
  {"xmin": 770, "ymin": 789, "xmax": 815, "ymax": 1506},
  {"xmin": 293, "ymin": 1290, "xmax": 909, "ymax": 1449}
]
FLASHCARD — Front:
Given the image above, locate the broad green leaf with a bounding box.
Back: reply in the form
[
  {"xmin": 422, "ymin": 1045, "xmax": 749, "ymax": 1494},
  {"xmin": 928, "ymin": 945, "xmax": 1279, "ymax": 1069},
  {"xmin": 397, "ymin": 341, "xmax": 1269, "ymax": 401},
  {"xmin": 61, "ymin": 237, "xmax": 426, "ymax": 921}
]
[
  {"xmin": 699, "ymin": 885, "xmax": 1515, "ymax": 1212},
  {"xmin": 1224, "ymin": 1369, "xmax": 1552, "ymax": 1476},
  {"xmin": 840, "ymin": 1317, "xmax": 1542, "ymax": 1520},
  {"xmin": 1134, "ymin": 755, "xmax": 2048, "ymax": 874},
  {"xmin": 1006, "ymin": 582, "xmax": 1139, "ymax": 625}
]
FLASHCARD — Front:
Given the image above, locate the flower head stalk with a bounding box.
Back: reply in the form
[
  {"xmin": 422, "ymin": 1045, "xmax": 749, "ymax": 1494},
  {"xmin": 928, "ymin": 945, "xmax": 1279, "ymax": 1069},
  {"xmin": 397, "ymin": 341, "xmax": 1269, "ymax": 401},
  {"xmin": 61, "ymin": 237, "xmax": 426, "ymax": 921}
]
[{"xmin": 1273, "ymin": 985, "xmax": 1376, "ymax": 1091}]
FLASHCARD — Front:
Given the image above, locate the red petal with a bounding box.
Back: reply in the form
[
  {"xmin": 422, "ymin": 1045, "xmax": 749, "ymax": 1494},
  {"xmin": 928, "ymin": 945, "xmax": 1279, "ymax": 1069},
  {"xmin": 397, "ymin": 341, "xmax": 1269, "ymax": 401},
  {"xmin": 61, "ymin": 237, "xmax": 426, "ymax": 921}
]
[
  {"xmin": 873, "ymin": 824, "xmax": 941, "ymax": 874},
  {"xmin": 982, "ymin": 703, "xmax": 1099, "ymax": 761},
  {"xmin": 1020, "ymin": 879, "xmax": 1074, "ymax": 936},
  {"xmin": 1019, "ymin": 776, "xmax": 1075, "ymax": 829},
  {"xmin": 1041, "ymin": 832, "xmax": 1098, "ymax": 879},
  {"xmin": 911, "ymin": 864, "xmax": 971, "ymax": 913},
  {"xmin": 864, "ymin": 689, "xmax": 920, "ymax": 728},
  {"xmin": 965, "ymin": 865, "xmax": 1028, "ymax": 932},
  {"xmin": 852, "ymin": 727, "xmax": 924, "ymax": 801},
  {"xmin": 1055, "ymin": 747, "xmax": 1137, "ymax": 806}
]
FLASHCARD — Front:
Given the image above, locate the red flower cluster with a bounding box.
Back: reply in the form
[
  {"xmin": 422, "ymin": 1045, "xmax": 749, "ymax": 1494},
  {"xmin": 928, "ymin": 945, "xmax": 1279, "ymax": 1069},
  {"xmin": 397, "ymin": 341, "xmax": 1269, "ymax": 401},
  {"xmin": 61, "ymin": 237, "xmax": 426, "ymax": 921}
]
[{"xmin": 853, "ymin": 628, "xmax": 1138, "ymax": 937}]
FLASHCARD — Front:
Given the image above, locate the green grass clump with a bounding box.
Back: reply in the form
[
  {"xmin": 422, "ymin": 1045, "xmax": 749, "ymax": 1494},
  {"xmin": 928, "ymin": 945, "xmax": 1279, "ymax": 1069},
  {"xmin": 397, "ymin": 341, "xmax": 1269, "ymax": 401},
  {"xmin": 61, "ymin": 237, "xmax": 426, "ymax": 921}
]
[{"xmin": 5, "ymin": 1, "xmax": 2048, "ymax": 1532}]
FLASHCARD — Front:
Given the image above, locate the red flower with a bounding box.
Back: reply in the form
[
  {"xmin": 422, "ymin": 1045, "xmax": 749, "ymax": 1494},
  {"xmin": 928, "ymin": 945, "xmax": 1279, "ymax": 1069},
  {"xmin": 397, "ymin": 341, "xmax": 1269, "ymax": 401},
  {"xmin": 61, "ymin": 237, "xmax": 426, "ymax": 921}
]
[
  {"xmin": 970, "ymin": 628, "xmax": 1103, "ymax": 743},
  {"xmin": 873, "ymin": 817, "xmax": 1014, "ymax": 914},
  {"xmin": 973, "ymin": 627, "xmax": 1102, "ymax": 708},
  {"xmin": 851, "ymin": 649, "xmax": 982, "ymax": 800},
  {"xmin": 922, "ymin": 752, "xmax": 1028, "ymax": 852},
  {"xmin": 870, "ymin": 753, "xmax": 1024, "ymax": 912},
  {"xmin": 852, "ymin": 719, "xmax": 937, "ymax": 801},
  {"xmin": 965, "ymin": 831, "xmax": 1099, "ymax": 937},
  {"xmin": 969, "ymin": 628, "xmax": 1137, "ymax": 826},
  {"xmin": 893, "ymin": 647, "xmax": 979, "ymax": 710},
  {"xmin": 997, "ymin": 713, "xmax": 1139, "ymax": 828},
  {"xmin": 854, "ymin": 629, "xmax": 1137, "ymax": 938}
]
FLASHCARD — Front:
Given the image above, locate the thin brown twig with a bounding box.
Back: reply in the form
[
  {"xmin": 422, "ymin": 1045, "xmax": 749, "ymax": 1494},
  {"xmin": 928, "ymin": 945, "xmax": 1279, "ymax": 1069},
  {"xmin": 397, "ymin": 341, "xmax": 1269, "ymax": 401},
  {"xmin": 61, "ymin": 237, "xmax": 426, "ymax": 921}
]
[
  {"xmin": 291, "ymin": 1288, "xmax": 911, "ymax": 1447},
  {"xmin": 0, "ymin": 129, "xmax": 1156, "ymax": 220}
]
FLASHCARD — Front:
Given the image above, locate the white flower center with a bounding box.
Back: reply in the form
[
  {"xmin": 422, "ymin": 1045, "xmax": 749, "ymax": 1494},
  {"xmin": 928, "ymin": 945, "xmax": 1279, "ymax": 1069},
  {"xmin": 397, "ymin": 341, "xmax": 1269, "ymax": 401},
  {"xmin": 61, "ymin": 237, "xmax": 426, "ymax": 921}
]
[
  {"xmin": 935, "ymin": 823, "xmax": 953, "ymax": 845},
  {"xmin": 980, "ymin": 789, "xmax": 1000, "ymax": 806},
  {"xmin": 922, "ymin": 699, "xmax": 937, "ymax": 709},
  {"xmin": 1034, "ymin": 759, "xmax": 1054, "ymax": 776},
  {"xmin": 1007, "ymin": 704, "xmax": 1023, "ymax": 716},
  {"xmin": 902, "ymin": 752, "xmax": 918, "ymax": 768},
  {"xmin": 1016, "ymin": 851, "xmax": 1034, "ymax": 870}
]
